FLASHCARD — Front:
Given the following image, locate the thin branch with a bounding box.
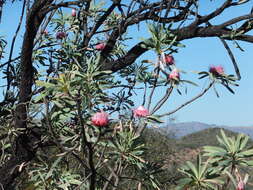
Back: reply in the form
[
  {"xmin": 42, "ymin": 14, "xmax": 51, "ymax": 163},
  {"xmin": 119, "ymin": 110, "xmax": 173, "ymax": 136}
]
[
  {"xmin": 190, "ymin": 0, "xmax": 232, "ymax": 26},
  {"xmin": 6, "ymin": 0, "xmax": 26, "ymax": 94},
  {"xmin": 147, "ymin": 68, "xmax": 160, "ymax": 110},
  {"xmin": 127, "ymin": 1, "xmax": 193, "ymax": 25},
  {"xmin": 42, "ymin": 1, "xmax": 81, "ymax": 14},
  {"xmin": 142, "ymin": 82, "xmax": 147, "ymax": 106},
  {"xmin": 84, "ymin": 3, "xmax": 116, "ymax": 46},
  {"xmin": 219, "ymin": 37, "xmax": 241, "ymax": 80},
  {"xmin": 158, "ymin": 81, "xmax": 215, "ymax": 117},
  {"xmin": 219, "ymin": 14, "xmax": 253, "ymax": 28},
  {"xmin": 82, "ymin": 0, "xmax": 91, "ymax": 48},
  {"xmin": 151, "ymin": 85, "xmax": 173, "ymax": 114},
  {"xmin": 76, "ymin": 91, "xmax": 96, "ymax": 190}
]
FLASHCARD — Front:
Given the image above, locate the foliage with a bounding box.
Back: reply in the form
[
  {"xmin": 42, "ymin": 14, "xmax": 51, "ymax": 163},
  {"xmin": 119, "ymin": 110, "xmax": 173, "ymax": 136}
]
[
  {"xmin": 177, "ymin": 130, "xmax": 253, "ymax": 190},
  {"xmin": 0, "ymin": 0, "xmax": 252, "ymax": 189}
]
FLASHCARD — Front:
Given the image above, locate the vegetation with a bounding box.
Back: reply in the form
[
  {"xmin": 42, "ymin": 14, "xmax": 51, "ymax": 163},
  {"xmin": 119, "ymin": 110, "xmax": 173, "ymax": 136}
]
[
  {"xmin": 0, "ymin": 0, "xmax": 253, "ymax": 189},
  {"xmin": 177, "ymin": 128, "xmax": 245, "ymax": 149}
]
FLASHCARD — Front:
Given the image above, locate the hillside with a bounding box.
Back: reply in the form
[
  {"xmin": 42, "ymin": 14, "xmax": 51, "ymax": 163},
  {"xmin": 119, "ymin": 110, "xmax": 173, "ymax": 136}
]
[
  {"xmin": 142, "ymin": 127, "xmax": 253, "ymax": 189},
  {"xmin": 176, "ymin": 127, "xmax": 246, "ymax": 149},
  {"xmin": 160, "ymin": 121, "xmax": 253, "ymax": 138}
]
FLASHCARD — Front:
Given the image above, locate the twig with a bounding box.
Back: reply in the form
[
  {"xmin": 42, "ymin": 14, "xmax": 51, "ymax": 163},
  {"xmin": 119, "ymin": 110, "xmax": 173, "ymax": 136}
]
[
  {"xmin": 151, "ymin": 85, "xmax": 173, "ymax": 114},
  {"xmin": 147, "ymin": 67, "xmax": 160, "ymax": 109},
  {"xmin": 142, "ymin": 82, "xmax": 147, "ymax": 106},
  {"xmin": 219, "ymin": 37, "xmax": 241, "ymax": 80},
  {"xmin": 158, "ymin": 81, "xmax": 215, "ymax": 117},
  {"xmin": 6, "ymin": 0, "xmax": 26, "ymax": 95}
]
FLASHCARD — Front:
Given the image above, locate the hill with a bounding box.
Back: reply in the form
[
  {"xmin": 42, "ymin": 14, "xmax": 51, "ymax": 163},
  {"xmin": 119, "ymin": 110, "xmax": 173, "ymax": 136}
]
[
  {"xmin": 160, "ymin": 121, "xmax": 253, "ymax": 138},
  {"xmin": 176, "ymin": 127, "xmax": 244, "ymax": 149},
  {"xmin": 142, "ymin": 127, "xmax": 253, "ymax": 189}
]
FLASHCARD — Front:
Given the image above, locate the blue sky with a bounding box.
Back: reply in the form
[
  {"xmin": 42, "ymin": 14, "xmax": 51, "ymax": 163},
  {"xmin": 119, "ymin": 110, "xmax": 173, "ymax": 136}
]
[{"xmin": 1, "ymin": 1, "xmax": 253, "ymax": 126}]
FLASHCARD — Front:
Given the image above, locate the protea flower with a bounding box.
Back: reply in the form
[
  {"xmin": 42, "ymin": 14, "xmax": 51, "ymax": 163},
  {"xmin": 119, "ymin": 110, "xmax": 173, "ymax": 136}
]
[
  {"xmin": 56, "ymin": 31, "xmax": 67, "ymax": 40},
  {"xmin": 133, "ymin": 106, "xmax": 149, "ymax": 117},
  {"xmin": 236, "ymin": 180, "xmax": 244, "ymax": 190},
  {"xmin": 95, "ymin": 43, "xmax": 106, "ymax": 50},
  {"xmin": 164, "ymin": 54, "xmax": 174, "ymax": 65},
  {"xmin": 91, "ymin": 111, "xmax": 109, "ymax": 127},
  {"xmin": 209, "ymin": 65, "xmax": 224, "ymax": 76},
  {"xmin": 72, "ymin": 9, "xmax": 76, "ymax": 17},
  {"xmin": 43, "ymin": 29, "xmax": 48, "ymax": 35},
  {"xmin": 169, "ymin": 68, "xmax": 180, "ymax": 80}
]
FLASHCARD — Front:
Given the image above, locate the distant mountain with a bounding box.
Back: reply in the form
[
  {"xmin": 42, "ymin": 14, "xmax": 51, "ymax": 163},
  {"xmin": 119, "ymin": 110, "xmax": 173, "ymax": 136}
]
[
  {"xmin": 160, "ymin": 121, "xmax": 253, "ymax": 138},
  {"xmin": 176, "ymin": 127, "xmax": 246, "ymax": 149}
]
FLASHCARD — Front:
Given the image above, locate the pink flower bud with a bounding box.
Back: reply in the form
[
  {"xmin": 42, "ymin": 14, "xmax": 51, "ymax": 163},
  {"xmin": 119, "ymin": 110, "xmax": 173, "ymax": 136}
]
[
  {"xmin": 236, "ymin": 180, "xmax": 244, "ymax": 190},
  {"xmin": 95, "ymin": 43, "xmax": 106, "ymax": 51},
  {"xmin": 133, "ymin": 106, "xmax": 149, "ymax": 117},
  {"xmin": 209, "ymin": 65, "xmax": 224, "ymax": 76},
  {"xmin": 72, "ymin": 9, "xmax": 76, "ymax": 17},
  {"xmin": 56, "ymin": 31, "xmax": 67, "ymax": 40},
  {"xmin": 91, "ymin": 111, "xmax": 109, "ymax": 127},
  {"xmin": 169, "ymin": 68, "xmax": 180, "ymax": 80},
  {"xmin": 43, "ymin": 29, "xmax": 48, "ymax": 35},
  {"xmin": 164, "ymin": 54, "xmax": 174, "ymax": 65}
]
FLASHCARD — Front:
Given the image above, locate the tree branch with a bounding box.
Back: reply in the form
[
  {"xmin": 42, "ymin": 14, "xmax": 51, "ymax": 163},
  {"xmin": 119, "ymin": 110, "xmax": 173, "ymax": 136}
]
[{"xmin": 158, "ymin": 81, "xmax": 215, "ymax": 117}]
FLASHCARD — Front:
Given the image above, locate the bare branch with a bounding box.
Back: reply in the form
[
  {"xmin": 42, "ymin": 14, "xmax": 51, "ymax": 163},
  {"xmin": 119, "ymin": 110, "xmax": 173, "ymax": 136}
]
[
  {"xmin": 190, "ymin": 0, "xmax": 232, "ymax": 26},
  {"xmin": 158, "ymin": 81, "xmax": 215, "ymax": 118}
]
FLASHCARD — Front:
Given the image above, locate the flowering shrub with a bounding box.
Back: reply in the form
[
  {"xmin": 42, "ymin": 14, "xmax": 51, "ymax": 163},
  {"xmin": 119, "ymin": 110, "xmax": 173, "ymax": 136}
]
[
  {"xmin": 95, "ymin": 43, "xmax": 106, "ymax": 50},
  {"xmin": 133, "ymin": 106, "xmax": 149, "ymax": 117},
  {"xmin": 169, "ymin": 68, "xmax": 180, "ymax": 80},
  {"xmin": 91, "ymin": 111, "xmax": 109, "ymax": 127},
  {"xmin": 164, "ymin": 54, "xmax": 175, "ymax": 65},
  {"xmin": 209, "ymin": 65, "xmax": 224, "ymax": 76},
  {"xmin": 71, "ymin": 9, "xmax": 76, "ymax": 17},
  {"xmin": 0, "ymin": 1, "xmax": 252, "ymax": 190},
  {"xmin": 56, "ymin": 31, "xmax": 67, "ymax": 40}
]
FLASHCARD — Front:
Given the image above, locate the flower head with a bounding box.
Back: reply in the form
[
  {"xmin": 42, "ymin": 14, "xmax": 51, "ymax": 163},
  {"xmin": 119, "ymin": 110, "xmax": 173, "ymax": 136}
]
[
  {"xmin": 164, "ymin": 54, "xmax": 174, "ymax": 65},
  {"xmin": 56, "ymin": 31, "xmax": 67, "ymax": 40},
  {"xmin": 95, "ymin": 43, "xmax": 106, "ymax": 50},
  {"xmin": 72, "ymin": 9, "xmax": 76, "ymax": 17},
  {"xmin": 209, "ymin": 65, "xmax": 224, "ymax": 76},
  {"xmin": 133, "ymin": 106, "xmax": 149, "ymax": 117},
  {"xmin": 42, "ymin": 29, "xmax": 48, "ymax": 35},
  {"xmin": 91, "ymin": 111, "xmax": 109, "ymax": 127},
  {"xmin": 236, "ymin": 180, "xmax": 244, "ymax": 190},
  {"xmin": 169, "ymin": 68, "xmax": 180, "ymax": 80}
]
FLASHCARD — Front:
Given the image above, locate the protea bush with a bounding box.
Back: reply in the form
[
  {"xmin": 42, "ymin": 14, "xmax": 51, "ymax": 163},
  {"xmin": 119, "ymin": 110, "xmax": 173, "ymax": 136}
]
[{"xmin": 0, "ymin": 1, "xmax": 252, "ymax": 190}]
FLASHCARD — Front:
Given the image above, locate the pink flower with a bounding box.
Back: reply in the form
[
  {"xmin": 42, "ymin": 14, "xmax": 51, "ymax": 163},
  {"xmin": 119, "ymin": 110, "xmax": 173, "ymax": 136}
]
[
  {"xmin": 209, "ymin": 65, "xmax": 224, "ymax": 76},
  {"xmin": 43, "ymin": 29, "xmax": 48, "ymax": 35},
  {"xmin": 91, "ymin": 111, "xmax": 109, "ymax": 127},
  {"xmin": 133, "ymin": 106, "xmax": 149, "ymax": 117},
  {"xmin": 169, "ymin": 68, "xmax": 180, "ymax": 80},
  {"xmin": 72, "ymin": 9, "xmax": 76, "ymax": 17},
  {"xmin": 95, "ymin": 43, "xmax": 106, "ymax": 50},
  {"xmin": 164, "ymin": 54, "xmax": 174, "ymax": 65},
  {"xmin": 236, "ymin": 180, "xmax": 244, "ymax": 190},
  {"xmin": 56, "ymin": 31, "xmax": 67, "ymax": 40}
]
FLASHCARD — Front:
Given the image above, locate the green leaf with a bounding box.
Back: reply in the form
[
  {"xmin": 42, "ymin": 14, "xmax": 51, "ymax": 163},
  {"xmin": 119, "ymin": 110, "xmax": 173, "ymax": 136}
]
[
  {"xmin": 33, "ymin": 93, "xmax": 47, "ymax": 103},
  {"xmin": 36, "ymin": 80, "xmax": 55, "ymax": 88},
  {"xmin": 239, "ymin": 149, "xmax": 253, "ymax": 156},
  {"xmin": 146, "ymin": 115, "xmax": 164, "ymax": 123},
  {"xmin": 203, "ymin": 146, "xmax": 226, "ymax": 154},
  {"xmin": 220, "ymin": 130, "xmax": 231, "ymax": 150},
  {"xmin": 176, "ymin": 178, "xmax": 192, "ymax": 190},
  {"xmin": 185, "ymin": 161, "xmax": 198, "ymax": 179},
  {"xmin": 45, "ymin": 156, "xmax": 63, "ymax": 180}
]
